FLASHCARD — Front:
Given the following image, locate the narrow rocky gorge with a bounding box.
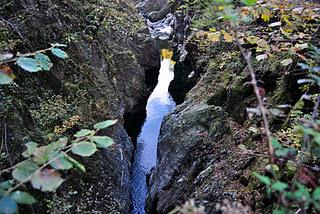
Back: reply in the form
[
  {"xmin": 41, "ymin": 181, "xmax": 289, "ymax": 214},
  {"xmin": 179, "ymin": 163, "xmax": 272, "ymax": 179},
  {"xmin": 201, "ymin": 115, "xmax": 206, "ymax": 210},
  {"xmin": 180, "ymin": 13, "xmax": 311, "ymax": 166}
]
[{"xmin": 1, "ymin": 0, "xmax": 319, "ymax": 213}]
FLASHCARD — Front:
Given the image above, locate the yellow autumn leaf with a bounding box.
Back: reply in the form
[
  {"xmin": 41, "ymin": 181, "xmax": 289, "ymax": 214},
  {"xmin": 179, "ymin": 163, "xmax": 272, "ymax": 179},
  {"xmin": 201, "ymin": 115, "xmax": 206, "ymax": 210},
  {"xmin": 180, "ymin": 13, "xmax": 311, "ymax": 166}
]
[
  {"xmin": 282, "ymin": 15, "xmax": 292, "ymax": 26},
  {"xmin": 223, "ymin": 32, "xmax": 234, "ymax": 43},
  {"xmin": 256, "ymin": 39, "xmax": 271, "ymax": 52},
  {"xmin": 261, "ymin": 13, "xmax": 270, "ymax": 22},
  {"xmin": 246, "ymin": 36, "xmax": 260, "ymax": 44},
  {"xmin": 161, "ymin": 49, "xmax": 174, "ymax": 59},
  {"xmin": 207, "ymin": 32, "xmax": 221, "ymax": 42}
]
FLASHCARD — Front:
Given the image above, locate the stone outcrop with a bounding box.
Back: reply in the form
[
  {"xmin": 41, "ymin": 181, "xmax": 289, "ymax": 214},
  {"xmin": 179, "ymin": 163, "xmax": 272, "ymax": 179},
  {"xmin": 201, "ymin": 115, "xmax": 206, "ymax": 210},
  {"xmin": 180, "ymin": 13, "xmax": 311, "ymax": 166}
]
[
  {"xmin": 147, "ymin": 33, "xmax": 301, "ymax": 214},
  {"xmin": 0, "ymin": 0, "xmax": 159, "ymax": 213}
]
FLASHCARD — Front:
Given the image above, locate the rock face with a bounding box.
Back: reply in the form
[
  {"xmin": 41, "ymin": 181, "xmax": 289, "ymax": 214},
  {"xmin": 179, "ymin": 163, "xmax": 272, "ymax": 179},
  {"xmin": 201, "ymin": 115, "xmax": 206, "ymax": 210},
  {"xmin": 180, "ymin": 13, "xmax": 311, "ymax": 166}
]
[
  {"xmin": 0, "ymin": 0, "xmax": 159, "ymax": 213},
  {"xmin": 137, "ymin": 0, "xmax": 171, "ymax": 21},
  {"xmin": 146, "ymin": 40, "xmax": 300, "ymax": 212}
]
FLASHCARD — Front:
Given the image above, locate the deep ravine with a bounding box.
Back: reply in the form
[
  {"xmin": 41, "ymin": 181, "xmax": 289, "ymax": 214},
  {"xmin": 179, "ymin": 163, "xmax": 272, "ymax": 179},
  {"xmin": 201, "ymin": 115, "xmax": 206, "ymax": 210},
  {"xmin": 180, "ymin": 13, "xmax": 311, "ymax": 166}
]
[{"xmin": 131, "ymin": 51, "xmax": 176, "ymax": 214}]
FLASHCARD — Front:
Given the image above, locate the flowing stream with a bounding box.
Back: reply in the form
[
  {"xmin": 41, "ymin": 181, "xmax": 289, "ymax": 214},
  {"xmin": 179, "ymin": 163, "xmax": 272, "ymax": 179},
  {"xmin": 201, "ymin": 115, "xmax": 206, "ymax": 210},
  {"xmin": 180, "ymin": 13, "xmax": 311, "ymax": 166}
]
[{"xmin": 131, "ymin": 50, "xmax": 176, "ymax": 214}]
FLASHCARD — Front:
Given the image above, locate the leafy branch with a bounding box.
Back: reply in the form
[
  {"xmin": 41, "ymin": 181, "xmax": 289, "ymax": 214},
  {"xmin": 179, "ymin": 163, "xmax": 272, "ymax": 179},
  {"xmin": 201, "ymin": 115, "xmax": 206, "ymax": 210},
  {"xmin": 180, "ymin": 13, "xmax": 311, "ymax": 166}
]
[
  {"xmin": 0, "ymin": 43, "xmax": 68, "ymax": 85},
  {"xmin": 0, "ymin": 119, "xmax": 118, "ymax": 213}
]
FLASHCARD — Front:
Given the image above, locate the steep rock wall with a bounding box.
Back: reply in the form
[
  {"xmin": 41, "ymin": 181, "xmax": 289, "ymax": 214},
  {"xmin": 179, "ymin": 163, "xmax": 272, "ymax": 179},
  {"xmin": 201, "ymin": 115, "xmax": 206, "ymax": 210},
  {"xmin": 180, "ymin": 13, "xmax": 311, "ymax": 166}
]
[{"xmin": 0, "ymin": 0, "xmax": 159, "ymax": 213}]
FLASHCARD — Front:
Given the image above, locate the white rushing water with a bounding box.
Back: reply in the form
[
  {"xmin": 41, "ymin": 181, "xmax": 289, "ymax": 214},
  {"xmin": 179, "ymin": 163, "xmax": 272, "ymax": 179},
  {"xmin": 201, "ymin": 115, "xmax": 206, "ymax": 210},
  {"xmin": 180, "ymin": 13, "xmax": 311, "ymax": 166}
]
[{"xmin": 131, "ymin": 58, "xmax": 176, "ymax": 214}]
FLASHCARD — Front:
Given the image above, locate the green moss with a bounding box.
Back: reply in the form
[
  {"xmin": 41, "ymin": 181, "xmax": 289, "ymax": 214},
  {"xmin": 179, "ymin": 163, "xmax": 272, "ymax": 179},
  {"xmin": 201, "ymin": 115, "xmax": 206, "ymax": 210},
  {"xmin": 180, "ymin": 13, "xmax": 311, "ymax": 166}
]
[{"xmin": 0, "ymin": 21, "xmax": 21, "ymax": 51}]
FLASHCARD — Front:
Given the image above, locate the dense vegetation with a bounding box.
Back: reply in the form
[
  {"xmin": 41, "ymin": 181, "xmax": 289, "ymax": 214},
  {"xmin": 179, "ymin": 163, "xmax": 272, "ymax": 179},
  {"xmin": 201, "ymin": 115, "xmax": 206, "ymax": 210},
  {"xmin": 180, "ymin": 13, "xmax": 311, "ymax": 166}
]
[
  {"xmin": 0, "ymin": 0, "xmax": 319, "ymax": 213},
  {"xmin": 171, "ymin": 0, "xmax": 320, "ymax": 213}
]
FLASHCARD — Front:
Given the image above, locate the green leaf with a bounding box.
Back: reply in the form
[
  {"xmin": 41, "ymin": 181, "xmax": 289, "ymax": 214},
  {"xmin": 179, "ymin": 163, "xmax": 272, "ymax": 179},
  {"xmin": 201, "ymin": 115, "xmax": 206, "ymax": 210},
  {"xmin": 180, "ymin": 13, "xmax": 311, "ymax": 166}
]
[
  {"xmin": 16, "ymin": 57, "xmax": 42, "ymax": 72},
  {"xmin": 64, "ymin": 154, "xmax": 86, "ymax": 172},
  {"xmin": 10, "ymin": 191, "xmax": 36, "ymax": 204},
  {"xmin": 0, "ymin": 196, "xmax": 18, "ymax": 214},
  {"xmin": 294, "ymin": 183, "xmax": 311, "ymax": 204},
  {"xmin": 241, "ymin": 0, "xmax": 257, "ymax": 6},
  {"xmin": 51, "ymin": 48, "xmax": 68, "ymax": 59},
  {"xmin": 94, "ymin": 120, "xmax": 118, "ymax": 130},
  {"xmin": 275, "ymin": 148, "xmax": 296, "ymax": 158},
  {"xmin": 271, "ymin": 138, "xmax": 283, "ymax": 149},
  {"xmin": 271, "ymin": 181, "xmax": 289, "ymax": 192},
  {"xmin": 313, "ymin": 187, "xmax": 320, "ymax": 201},
  {"xmin": 0, "ymin": 181, "xmax": 12, "ymax": 190},
  {"xmin": 73, "ymin": 129, "xmax": 93, "ymax": 138},
  {"xmin": 31, "ymin": 168, "xmax": 64, "ymax": 192},
  {"xmin": 92, "ymin": 136, "xmax": 115, "ymax": 148},
  {"xmin": 22, "ymin": 142, "xmax": 38, "ymax": 158},
  {"xmin": 253, "ymin": 172, "xmax": 271, "ymax": 185},
  {"xmin": 49, "ymin": 151, "xmax": 73, "ymax": 170},
  {"xmin": 272, "ymin": 207, "xmax": 287, "ymax": 214},
  {"xmin": 286, "ymin": 160, "xmax": 297, "ymax": 172},
  {"xmin": 35, "ymin": 53, "xmax": 53, "ymax": 71},
  {"xmin": 71, "ymin": 142, "xmax": 97, "ymax": 157},
  {"xmin": 12, "ymin": 160, "xmax": 38, "ymax": 182},
  {"xmin": 0, "ymin": 73, "xmax": 13, "ymax": 85},
  {"xmin": 31, "ymin": 139, "xmax": 67, "ymax": 164}
]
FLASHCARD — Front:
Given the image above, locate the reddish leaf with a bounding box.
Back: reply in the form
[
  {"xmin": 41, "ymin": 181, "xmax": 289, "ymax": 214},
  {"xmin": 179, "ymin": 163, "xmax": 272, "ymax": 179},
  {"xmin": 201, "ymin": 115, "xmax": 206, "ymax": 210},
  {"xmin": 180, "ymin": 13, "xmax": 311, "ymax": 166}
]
[{"xmin": 31, "ymin": 168, "xmax": 64, "ymax": 192}]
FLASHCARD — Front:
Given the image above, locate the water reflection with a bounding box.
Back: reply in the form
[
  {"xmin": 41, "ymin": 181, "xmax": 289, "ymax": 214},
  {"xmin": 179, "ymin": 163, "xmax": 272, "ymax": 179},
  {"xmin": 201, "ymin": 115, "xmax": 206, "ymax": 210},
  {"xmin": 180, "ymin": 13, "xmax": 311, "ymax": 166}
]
[{"xmin": 131, "ymin": 57, "xmax": 176, "ymax": 214}]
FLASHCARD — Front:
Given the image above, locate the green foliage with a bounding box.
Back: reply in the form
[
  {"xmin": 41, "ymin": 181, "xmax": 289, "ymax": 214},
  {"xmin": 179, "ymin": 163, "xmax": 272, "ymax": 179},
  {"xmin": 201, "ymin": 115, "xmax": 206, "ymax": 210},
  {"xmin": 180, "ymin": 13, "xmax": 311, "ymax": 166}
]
[
  {"xmin": 92, "ymin": 136, "xmax": 114, "ymax": 148},
  {"xmin": 35, "ymin": 53, "xmax": 53, "ymax": 71},
  {"xmin": 10, "ymin": 191, "xmax": 36, "ymax": 204},
  {"xmin": 0, "ymin": 119, "xmax": 117, "ymax": 212},
  {"xmin": 16, "ymin": 57, "xmax": 42, "ymax": 72},
  {"xmin": 51, "ymin": 48, "xmax": 68, "ymax": 59},
  {"xmin": 253, "ymin": 46, "xmax": 320, "ymax": 213},
  {"xmin": 241, "ymin": 0, "xmax": 256, "ymax": 6},
  {"xmin": 202, "ymin": 0, "xmax": 320, "ymax": 212},
  {"xmin": 71, "ymin": 142, "xmax": 97, "ymax": 157},
  {"xmin": 93, "ymin": 119, "xmax": 118, "ymax": 130},
  {"xmin": 0, "ymin": 44, "xmax": 68, "ymax": 84}
]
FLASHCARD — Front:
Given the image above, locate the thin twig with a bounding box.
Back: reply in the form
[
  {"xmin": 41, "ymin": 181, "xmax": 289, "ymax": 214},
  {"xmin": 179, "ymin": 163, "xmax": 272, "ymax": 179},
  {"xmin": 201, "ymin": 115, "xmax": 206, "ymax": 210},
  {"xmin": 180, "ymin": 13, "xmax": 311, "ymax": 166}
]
[
  {"xmin": 235, "ymin": 39, "xmax": 274, "ymax": 162},
  {"xmin": 0, "ymin": 47, "xmax": 53, "ymax": 64},
  {"xmin": 312, "ymin": 94, "xmax": 320, "ymax": 122}
]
